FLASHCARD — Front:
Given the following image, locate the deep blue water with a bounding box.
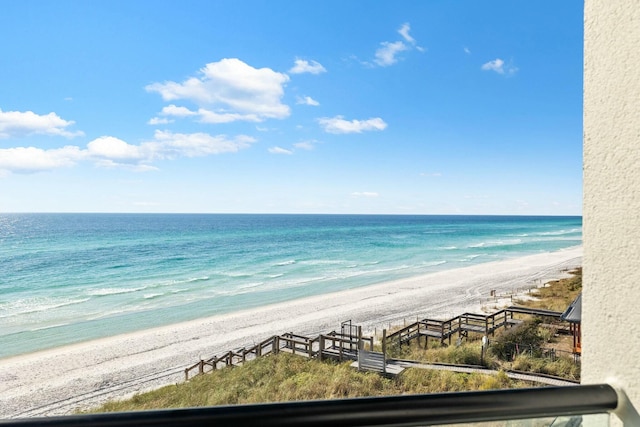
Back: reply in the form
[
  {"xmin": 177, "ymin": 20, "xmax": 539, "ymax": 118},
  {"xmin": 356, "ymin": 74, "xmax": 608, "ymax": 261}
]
[{"xmin": 0, "ymin": 214, "xmax": 581, "ymax": 358}]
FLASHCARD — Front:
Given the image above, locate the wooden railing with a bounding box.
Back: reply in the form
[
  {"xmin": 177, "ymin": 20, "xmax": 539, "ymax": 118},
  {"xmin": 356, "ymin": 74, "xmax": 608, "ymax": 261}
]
[
  {"xmin": 185, "ymin": 306, "xmax": 567, "ymax": 381},
  {"xmin": 185, "ymin": 328, "xmax": 371, "ymax": 380},
  {"xmin": 386, "ymin": 306, "xmax": 564, "ymax": 349}
]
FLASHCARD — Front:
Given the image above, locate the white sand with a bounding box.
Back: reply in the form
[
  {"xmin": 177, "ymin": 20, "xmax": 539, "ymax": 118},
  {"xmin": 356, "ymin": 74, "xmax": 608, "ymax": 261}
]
[{"xmin": 0, "ymin": 246, "xmax": 582, "ymax": 418}]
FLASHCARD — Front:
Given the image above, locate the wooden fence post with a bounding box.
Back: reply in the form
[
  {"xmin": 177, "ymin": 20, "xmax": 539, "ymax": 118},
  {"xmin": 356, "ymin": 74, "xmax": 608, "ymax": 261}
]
[
  {"xmin": 382, "ymin": 329, "xmax": 387, "ymax": 357},
  {"xmin": 199, "ymin": 360, "xmax": 204, "ymax": 375}
]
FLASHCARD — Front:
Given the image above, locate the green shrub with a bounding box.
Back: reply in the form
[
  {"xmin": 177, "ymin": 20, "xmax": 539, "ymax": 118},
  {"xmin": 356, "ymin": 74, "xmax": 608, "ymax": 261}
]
[{"xmin": 490, "ymin": 319, "xmax": 544, "ymax": 361}]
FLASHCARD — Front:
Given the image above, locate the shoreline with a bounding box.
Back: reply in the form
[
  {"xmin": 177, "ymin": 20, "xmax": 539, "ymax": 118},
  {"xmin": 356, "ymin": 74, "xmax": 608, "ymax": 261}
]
[{"xmin": 0, "ymin": 246, "xmax": 582, "ymax": 418}]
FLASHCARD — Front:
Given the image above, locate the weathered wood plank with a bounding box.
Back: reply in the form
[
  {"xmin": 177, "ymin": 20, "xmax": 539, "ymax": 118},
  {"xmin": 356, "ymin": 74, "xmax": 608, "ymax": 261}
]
[{"xmin": 358, "ymin": 349, "xmax": 386, "ymax": 374}]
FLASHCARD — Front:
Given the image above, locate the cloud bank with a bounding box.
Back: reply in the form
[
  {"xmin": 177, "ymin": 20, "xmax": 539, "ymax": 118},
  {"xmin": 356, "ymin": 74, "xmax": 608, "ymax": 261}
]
[{"xmin": 0, "ymin": 131, "xmax": 256, "ymax": 175}]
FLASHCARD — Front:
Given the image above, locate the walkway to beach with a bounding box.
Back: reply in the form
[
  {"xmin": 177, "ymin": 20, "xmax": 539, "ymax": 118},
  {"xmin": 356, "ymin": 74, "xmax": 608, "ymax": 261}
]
[
  {"xmin": 183, "ymin": 305, "xmax": 577, "ymax": 390},
  {"xmin": 391, "ymin": 360, "xmax": 577, "ymax": 387},
  {"xmin": 184, "ymin": 305, "xmax": 570, "ymax": 380},
  {"xmin": 385, "ymin": 306, "xmax": 564, "ymax": 348}
]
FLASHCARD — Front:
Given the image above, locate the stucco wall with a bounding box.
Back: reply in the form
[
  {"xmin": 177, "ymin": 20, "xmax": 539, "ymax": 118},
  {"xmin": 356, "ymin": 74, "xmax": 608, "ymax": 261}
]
[{"xmin": 583, "ymin": 0, "xmax": 640, "ymax": 409}]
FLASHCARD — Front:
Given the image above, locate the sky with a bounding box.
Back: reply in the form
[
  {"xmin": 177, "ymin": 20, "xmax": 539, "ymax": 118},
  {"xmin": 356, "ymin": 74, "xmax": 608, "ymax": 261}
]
[{"xmin": 0, "ymin": 1, "xmax": 583, "ymax": 215}]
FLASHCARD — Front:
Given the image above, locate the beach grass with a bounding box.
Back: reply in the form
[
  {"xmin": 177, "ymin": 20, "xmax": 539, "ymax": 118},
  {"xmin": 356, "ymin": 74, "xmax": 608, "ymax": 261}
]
[
  {"xmin": 388, "ymin": 268, "xmax": 582, "ymax": 380},
  {"xmin": 516, "ymin": 268, "xmax": 582, "ymax": 312},
  {"xmin": 89, "ymin": 353, "xmax": 526, "ymax": 413},
  {"xmin": 87, "ymin": 267, "xmax": 583, "ymax": 413}
]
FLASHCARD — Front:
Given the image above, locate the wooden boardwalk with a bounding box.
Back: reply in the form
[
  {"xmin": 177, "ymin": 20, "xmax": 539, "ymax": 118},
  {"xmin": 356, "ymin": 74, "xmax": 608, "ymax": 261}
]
[
  {"xmin": 391, "ymin": 360, "xmax": 578, "ymax": 387},
  {"xmin": 184, "ymin": 325, "xmax": 374, "ymax": 380},
  {"xmin": 185, "ymin": 306, "xmax": 564, "ymax": 381},
  {"xmin": 386, "ymin": 306, "xmax": 562, "ymax": 348}
]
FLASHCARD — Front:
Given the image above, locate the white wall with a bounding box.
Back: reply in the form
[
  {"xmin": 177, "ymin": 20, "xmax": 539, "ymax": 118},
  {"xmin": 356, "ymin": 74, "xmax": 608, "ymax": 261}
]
[{"xmin": 583, "ymin": 0, "xmax": 640, "ymax": 410}]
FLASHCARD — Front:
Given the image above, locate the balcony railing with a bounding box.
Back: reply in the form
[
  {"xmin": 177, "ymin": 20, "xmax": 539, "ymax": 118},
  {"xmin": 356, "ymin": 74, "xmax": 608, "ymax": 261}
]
[{"xmin": 1, "ymin": 384, "xmax": 634, "ymax": 427}]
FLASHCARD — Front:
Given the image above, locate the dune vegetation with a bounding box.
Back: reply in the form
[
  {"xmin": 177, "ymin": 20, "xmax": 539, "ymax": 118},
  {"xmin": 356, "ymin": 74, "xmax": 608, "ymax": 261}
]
[
  {"xmin": 92, "ymin": 352, "xmax": 522, "ymax": 413},
  {"xmin": 387, "ymin": 268, "xmax": 582, "ymax": 380},
  {"xmin": 88, "ymin": 269, "xmax": 581, "ymax": 413}
]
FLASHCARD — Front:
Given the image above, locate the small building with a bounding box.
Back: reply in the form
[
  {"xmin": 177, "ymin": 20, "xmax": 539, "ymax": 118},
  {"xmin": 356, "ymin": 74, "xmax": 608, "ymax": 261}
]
[{"xmin": 561, "ymin": 293, "xmax": 582, "ymax": 355}]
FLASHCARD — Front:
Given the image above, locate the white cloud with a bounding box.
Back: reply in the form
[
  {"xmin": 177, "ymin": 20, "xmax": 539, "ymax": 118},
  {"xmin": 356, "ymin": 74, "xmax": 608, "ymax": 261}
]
[
  {"xmin": 161, "ymin": 105, "xmax": 198, "ymax": 117},
  {"xmin": 146, "ymin": 58, "xmax": 290, "ymax": 122},
  {"xmin": 0, "ymin": 131, "xmax": 257, "ymax": 175},
  {"xmin": 481, "ymin": 58, "xmax": 504, "ymax": 73},
  {"xmin": 398, "ymin": 23, "xmax": 415, "ymax": 44},
  {"xmin": 374, "ymin": 41, "xmax": 409, "ymax": 67},
  {"xmin": 147, "ymin": 117, "xmax": 173, "ymax": 125},
  {"xmin": 91, "ymin": 159, "xmax": 159, "ymax": 172},
  {"xmin": 149, "ymin": 130, "xmax": 256, "ymax": 158},
  {"xmin": 268, "ymin": 146, "xmax": 293, "ymax": 155},
  {"xmin": 369, "ymin": 23, "xmax": 423, "ymax": 67},
  {"xmin": 293, "ymin": 141, "xmax": 315, "ymax": 150},
  {"xmin": 0, "ymin": 145, "xmax": 84, "ymax": 173},
  {"xmin": 0, "ymin": 109, "xmax": 84, "ymax": 139},
  {"xmin": 481, "ymin": 58, "xmax": 518, "ymax": 75},
  {"xmin": 351, "ymin": 192, "xmax": 379, "ymax": 198},
  {"xmin": 86, "ymin": 131, "xmax": 256, "ymax": 169},
  {"xmin": 196, "ymin": 109, "xmax": 260, "ymax": 123},
  {"xmin": 87, "ymin": 136, "xmax": 146, "ymax": 160},
  {"xmin": 289, "ymin": 59, "xmax": 327, "ymax": 75},
  {"xmin": 318, "ymin": 116, "xmax": 387, "ymax": 134},
  {"xmin": 85, "ymin": 136, "xmax": 153, "ymax": 170},
  {"xmin": 296, "ymin": 96, "xmax": 319, "ymax": 106},
  {"xmin": 157, "ymin": 104, "xmax": 260, "ymax": 124}
]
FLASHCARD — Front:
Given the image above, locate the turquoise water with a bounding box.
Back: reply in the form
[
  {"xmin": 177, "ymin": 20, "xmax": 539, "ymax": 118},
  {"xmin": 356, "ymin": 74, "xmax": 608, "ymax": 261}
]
[{"xmin": 0, "ymin": 214, "xmax": 582, "ymax": 359}]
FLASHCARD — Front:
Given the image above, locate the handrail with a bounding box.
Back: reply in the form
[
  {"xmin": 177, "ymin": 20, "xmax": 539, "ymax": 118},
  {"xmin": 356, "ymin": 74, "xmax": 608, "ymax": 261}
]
[
  {"xmin": 1, "ymin": 384, "xmax": 619, "ymax": 427},
  {"xmin": 185, "ymin": 330, "xmax": 370, "ymax": 380},
  {"xmin": 386, "ymin": 305, "xmax": 569, "ymax": 350},
  {"xmin": 185, "ymin": 304, "xmax": 569, "ymax": 381}
]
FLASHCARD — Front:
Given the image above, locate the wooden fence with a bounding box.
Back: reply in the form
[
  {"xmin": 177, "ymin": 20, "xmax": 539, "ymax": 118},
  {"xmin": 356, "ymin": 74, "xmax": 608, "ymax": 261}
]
[
  {"xmin": 185, "ymin": 306, "xmax": 566, "ymax": 381},
  {"xmin": 185, "ymin": 326, "xmax": 374, "ymax": 380},
  {"xmin": 386, "ymin": 306, "xmax": 562, "ymax": 348}
]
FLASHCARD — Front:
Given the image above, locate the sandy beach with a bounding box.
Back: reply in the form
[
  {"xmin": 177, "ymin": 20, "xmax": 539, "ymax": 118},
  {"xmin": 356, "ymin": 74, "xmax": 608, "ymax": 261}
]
[{"xmin": 0, "ymin": 246, "xmax": 582, "ymax": 419}]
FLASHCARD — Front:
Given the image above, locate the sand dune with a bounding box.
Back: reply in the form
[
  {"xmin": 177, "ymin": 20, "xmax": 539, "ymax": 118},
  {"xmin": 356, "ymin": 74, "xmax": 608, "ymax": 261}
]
[{"xmin": 0, "ymin": 246, "xmax": 582, "ymax": 418}]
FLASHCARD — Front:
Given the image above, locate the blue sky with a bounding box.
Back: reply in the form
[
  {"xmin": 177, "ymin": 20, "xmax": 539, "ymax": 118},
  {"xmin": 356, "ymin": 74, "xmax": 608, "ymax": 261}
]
[{"xmin": 0, "ymin": 1, "xmax": 583, "ymax": 215}]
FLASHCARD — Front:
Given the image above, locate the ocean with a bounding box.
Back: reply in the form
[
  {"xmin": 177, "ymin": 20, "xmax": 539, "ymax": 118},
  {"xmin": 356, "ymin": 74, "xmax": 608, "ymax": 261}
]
[{"xmin": 0, "ymin": 214, "xmax": 582, "ymax": 359}]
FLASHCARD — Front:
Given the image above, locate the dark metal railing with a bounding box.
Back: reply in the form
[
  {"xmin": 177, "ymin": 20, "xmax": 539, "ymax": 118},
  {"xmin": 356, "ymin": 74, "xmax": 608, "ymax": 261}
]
[{"xmin": 0, "ymin": 384, "xmax": 619, "ymax": 427}]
